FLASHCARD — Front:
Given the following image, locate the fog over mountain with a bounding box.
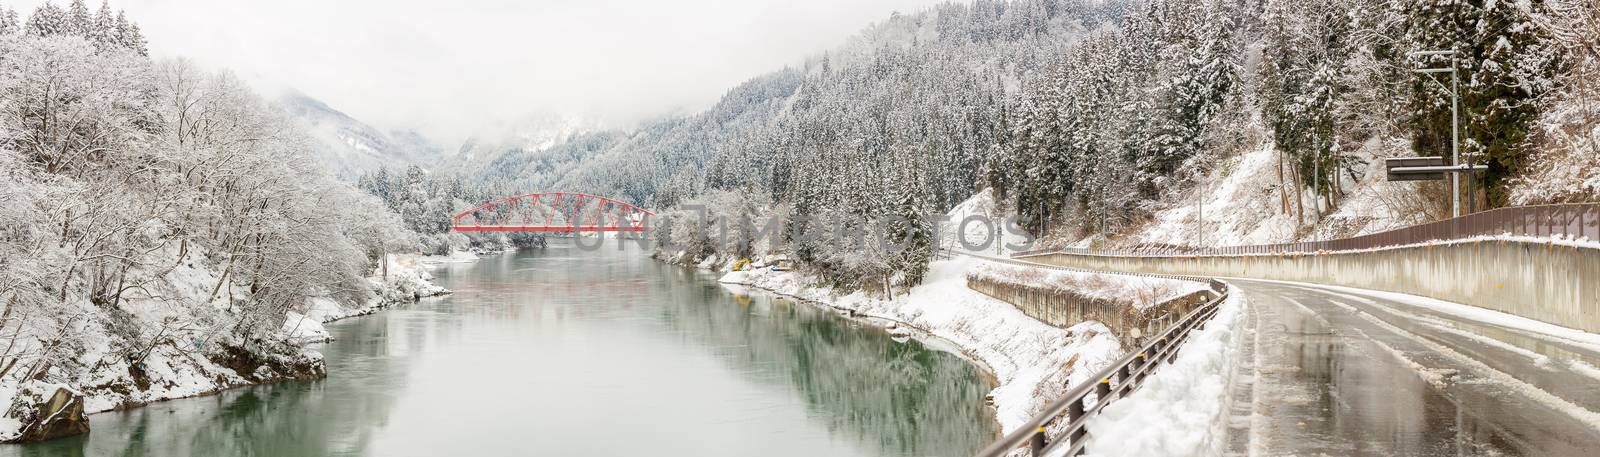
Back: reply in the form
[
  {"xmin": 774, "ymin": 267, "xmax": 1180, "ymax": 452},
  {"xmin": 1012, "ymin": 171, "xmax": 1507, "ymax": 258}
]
[
  {"xmin": 0, "ymin": 0, "xmax": 955, "ymax": 144},
  {"xmin": 275, "ymin": 91, "xmax": 443, "ymax": 179}
]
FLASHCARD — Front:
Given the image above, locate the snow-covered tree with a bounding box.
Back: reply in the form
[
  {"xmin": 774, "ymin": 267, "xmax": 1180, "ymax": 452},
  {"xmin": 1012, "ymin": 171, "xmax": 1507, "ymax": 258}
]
[
  {"xmin": 0, "ymin": 5, "xmax": 20, "ymax": 35},
  {"xmin": 1403, "ymin": 0, "xmax": 1565, "ymax": 206},
  {"xmin": 23, "ymin": 2, "xmax": 67, "ymax": 37},
  {"xmin": 88, "ymin": 0, "xmax": 116, "ymax": 47},
  {"xmin": 16, "ymin": 1, "xmax": 145, "ymax": 54},
  {"xmin": 886, "ymin": 168, "xmax": 935, "ymax": 290},
  {"xmin": 0, "ymin": 24, "xmax": 420, "ymax": 399},
  {"xmin": 64, "ymin": 0, "xmax": 90, "ymax": 36},
  {"xmin": 113, "ymin": 9, "xmax": 143, "ymax": 55},
  {"xmin": 1507, "ymin": 0, "xmax": 1600, "ymax": 204}
]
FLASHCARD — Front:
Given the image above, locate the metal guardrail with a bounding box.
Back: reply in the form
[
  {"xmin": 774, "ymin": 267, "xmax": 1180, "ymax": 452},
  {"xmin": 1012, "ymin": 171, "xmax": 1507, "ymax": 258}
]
[
  {"xmin": 973, "ymin": 204, "xmax": 1595, "ymax": 456},
  {"xmin": 947, "ymin": 250, "xmax": 1230, "ymax": 457},
  {"xmin": 974, "ymin": 289, "xmax": 1228, "ymax": 457},
  {"xmin": 1013, "ymin": 203, "xmax": 1600, "ymax": 258}
]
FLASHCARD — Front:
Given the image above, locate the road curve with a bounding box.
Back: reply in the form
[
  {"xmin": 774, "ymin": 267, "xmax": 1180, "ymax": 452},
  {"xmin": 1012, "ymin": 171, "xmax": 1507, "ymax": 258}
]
[{"xmin": 1223, "ymin": 278, "xmax": 1600, "ymax": 457}]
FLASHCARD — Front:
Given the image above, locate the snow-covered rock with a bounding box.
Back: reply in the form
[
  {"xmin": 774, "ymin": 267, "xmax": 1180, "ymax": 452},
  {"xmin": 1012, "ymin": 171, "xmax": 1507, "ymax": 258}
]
[
  {"xmin": 0, "ymin": 381, "xmax": 89, "ymax": 443},
  {"xmin": 281, "ymin": 311, "xmax": 331, "ymax": 345}
]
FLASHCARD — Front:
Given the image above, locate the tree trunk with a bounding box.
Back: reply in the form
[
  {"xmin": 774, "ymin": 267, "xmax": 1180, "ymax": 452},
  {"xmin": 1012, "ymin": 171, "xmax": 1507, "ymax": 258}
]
[
  {"xmin": 1276, "ymin": 149, "xmax": 1290, "ymax": 215},
  {"xmin": 1289, "ymin": 153, "xmax": 1305, "ymax": 226}
]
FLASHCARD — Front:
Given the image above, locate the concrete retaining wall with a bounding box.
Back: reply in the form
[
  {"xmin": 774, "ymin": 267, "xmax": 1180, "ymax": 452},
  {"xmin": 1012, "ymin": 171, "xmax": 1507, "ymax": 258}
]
[
  {"xmin": 1023, "ymin": 239, "xmax": 1600, "ymax": 333},
  {"xmin": 966, "ymin": 276, "xmax": 1215, "ymax": 347}
]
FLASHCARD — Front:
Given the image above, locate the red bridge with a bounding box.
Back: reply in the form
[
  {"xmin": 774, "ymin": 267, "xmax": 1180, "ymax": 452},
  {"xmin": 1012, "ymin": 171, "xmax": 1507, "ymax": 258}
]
[{"xmin": 450, "ymin": 192, "xmax": 654, "ymax": 232}]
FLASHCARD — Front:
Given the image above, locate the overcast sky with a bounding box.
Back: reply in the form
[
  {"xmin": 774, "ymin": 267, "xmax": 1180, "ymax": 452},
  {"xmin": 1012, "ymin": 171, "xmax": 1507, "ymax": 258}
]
[{"xmin": 8, "ymin": 0, "xmax": 947, "ymax": 143}]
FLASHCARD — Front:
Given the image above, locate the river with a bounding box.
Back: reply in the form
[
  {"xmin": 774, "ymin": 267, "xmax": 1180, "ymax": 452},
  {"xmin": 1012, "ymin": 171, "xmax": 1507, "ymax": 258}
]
[{"xmin": 6, "ymin": 242, "xmax": 997, "ymax": 457}]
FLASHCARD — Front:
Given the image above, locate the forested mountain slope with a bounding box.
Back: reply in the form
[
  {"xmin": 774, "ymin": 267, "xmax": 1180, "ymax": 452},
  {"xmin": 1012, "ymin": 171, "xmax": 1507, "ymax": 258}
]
[
  {"xmin": 1003, "ymin": 0, "xmax": 1593, "ymax": 246},
  {"xmin": 277, "ymin": 91, "xmax": 444, "ymax": 180},
  {"xmin": 445, "ymin": 0, "xmax": 1595, "ymax": 277},
  {"xmin": 450, "ymin": 0, "xmax": 1112, "ymax": 210}
]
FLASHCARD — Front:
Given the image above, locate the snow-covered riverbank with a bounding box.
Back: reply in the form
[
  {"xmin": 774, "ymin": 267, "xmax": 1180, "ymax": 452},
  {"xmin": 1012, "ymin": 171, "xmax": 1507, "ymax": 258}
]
[
  {"xmin": 280, "ymin": 253, "xmax": 456, "ymax": 344},
  {"xmin": 717, "ymin": 256, "xmax": 1125, "ymax": 432},
  {"xmin": 0, "ymin": 251, "xmax": 460, "ymax": 443}
]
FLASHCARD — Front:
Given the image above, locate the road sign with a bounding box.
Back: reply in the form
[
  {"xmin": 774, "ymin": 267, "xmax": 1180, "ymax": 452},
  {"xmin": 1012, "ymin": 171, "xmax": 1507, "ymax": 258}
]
[
  {"xmin": 1385, "ymin": 156, "xmax": 1488, "ymax": 182},
  {"xmin": 1385, "ymin": 156, "xmax": 1446, "ymax": 182}
]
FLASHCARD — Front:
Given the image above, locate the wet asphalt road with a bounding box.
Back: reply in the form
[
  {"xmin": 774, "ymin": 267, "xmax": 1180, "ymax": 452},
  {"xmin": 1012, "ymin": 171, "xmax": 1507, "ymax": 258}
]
[{"xmin": 1224, "ymin": 279, "xmax": 1600, "ymax": 457}]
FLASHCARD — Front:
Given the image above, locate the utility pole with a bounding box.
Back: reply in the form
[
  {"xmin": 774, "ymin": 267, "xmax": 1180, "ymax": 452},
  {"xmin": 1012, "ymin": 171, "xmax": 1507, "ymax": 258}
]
[
  {"xmin": 1196, "ymin": 177, "xmax": 1204, "ymax": 248},
  {"xmin": 1313, "ymin": 129, "xmax": 1322, "ymax": 224},
  {"xmin": 1411, "ymin": 50, "xmax": 1461, "ymax": 218}
]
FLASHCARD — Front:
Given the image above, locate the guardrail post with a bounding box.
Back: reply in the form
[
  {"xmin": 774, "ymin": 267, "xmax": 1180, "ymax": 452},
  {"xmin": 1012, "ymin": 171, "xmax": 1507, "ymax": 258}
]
[
  {"xmin": 1095, "ymin": 379, "xmax": 1111, "ymax": 407},
  {"xmin": 1068, "ymin": 396, "xmax": 1086, "ymax": 444},
  {"xmin": 1157, "ymin": 337, "xmax": 1169, "ymax": 361},
  {"xmin": 1126, "ymin": 355, "xmax": 1145, "ymax": 393},
  {"xmin": 1029, "ymin": 426, "xmax": 1046, "ymax": 456},
  {"xmin": 1116, "ymin": 365, "xmax": 1130, "ymax": 395}
]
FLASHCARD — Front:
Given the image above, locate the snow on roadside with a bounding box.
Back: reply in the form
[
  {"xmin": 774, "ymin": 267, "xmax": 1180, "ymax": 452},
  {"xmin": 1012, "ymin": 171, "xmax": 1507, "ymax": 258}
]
[
  {"xmin": 968, "ymin": 263, "xmax": 1208, "ymax": 310},
  {"xmin": 1081, "ymin": 292, "xmax": 1246, "ymax": 457},
  {"xmin": 1255, "ymin": 278, "xmax": 1600, "ymax": 353},
  {"xmin": 1060, "ymin": 232, "xmax": 1600, "ymax": 259},
  {"xmin": 722, "ymin": 256, "xmax": 1126, "ymax": 432},
  {"xmin": 1241, "ymin": 233, "xmax": 1600, "ymax": 256}
]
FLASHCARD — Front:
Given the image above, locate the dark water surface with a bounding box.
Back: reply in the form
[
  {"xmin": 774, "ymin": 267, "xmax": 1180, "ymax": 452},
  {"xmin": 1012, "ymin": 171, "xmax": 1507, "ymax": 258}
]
[{"xmin": 6, "ymin": 242, "xmax": 996, "ymax": 457}]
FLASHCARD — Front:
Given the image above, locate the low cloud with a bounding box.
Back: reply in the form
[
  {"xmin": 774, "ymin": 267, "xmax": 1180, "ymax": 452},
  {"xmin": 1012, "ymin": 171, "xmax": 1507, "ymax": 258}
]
[{"xmin": 6, "ymin": 0, "xmax": 947, "ymax": 143}]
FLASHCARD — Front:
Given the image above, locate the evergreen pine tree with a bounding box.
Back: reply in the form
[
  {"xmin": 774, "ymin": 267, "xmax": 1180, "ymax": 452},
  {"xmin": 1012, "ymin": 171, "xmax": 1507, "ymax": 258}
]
[
  {"xmin": 24, "ymin": 2, "xmax": 68, "ymax": 37},
  {"xmin": 1403, "ymin": 0, "xmax": 1564, "ymax": 206},
  {"xmin": 887, "ymin": 167, "xmax": 934, "ymax": 288},
  {"xmin": 89, "ymin": 0, "xmax": 115, "ymax": 47},
  {"xmin": 114, "ymin": 10, "xmax": 145, "ymax": 55},
  {"xmin": 0, "ymin": 5, "xmax": 18, "ymax": 35},
  {"xmin": 65, "ymin": 0, "xmax": 90, "ymax": 36}
]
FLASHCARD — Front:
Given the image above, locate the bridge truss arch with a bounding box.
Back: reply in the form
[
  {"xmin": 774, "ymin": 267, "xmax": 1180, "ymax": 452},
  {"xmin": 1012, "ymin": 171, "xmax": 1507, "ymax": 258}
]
[{"xmin": 450, "ymin": 192, "xmax": 654, "ymax": 233}]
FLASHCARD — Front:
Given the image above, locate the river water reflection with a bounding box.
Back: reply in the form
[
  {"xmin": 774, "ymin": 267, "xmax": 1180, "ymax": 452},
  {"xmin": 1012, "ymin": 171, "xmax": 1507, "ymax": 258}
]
[{"xmin": 7, "ymin": 242, "xmax": 997, "ymax": 457}]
